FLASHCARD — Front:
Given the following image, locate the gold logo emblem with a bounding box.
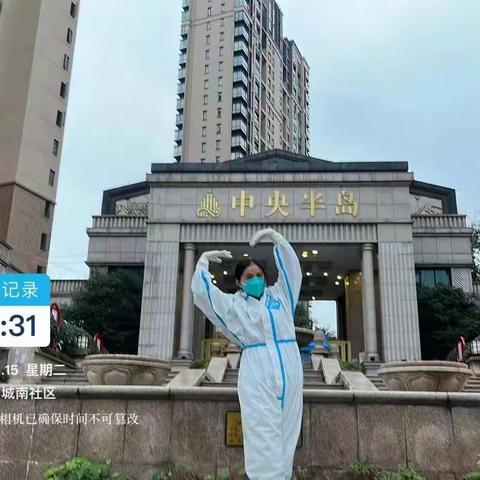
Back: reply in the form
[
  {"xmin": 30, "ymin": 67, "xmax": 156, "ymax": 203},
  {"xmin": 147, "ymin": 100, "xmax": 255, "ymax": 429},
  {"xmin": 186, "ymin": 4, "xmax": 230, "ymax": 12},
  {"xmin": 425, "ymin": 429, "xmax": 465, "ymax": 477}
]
[{"xmin": 197, "ymin": 191, "xmax": 221, "ymax": 218}]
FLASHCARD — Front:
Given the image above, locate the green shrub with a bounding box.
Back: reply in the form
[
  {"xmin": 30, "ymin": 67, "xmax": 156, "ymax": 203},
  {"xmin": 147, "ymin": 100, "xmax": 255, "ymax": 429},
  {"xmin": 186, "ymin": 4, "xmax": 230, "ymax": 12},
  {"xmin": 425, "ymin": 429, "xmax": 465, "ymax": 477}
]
[
  {"xmin": 396, "ymin": 465, "xmax": 425, "ymax": 480},
  {"xmin": 465, "ymin": 473, "xmax": 480, "ymax": 480},
  {"xmin": 341, "ymin": 361, "xmax": 365, "ymax": 372},
  {"xmin": 349, "ymin": 461, "xmax": 425, "ymax": 480},
  {"xmin": 349, "ymin": 460, "xmax": 384, "ymax": 480},
  {"xmin": 189, "ymin": 359, "xmax": 208, "ymax": 369},
  {"xmin": 43, "ymin": 457, "xmax": 131, "ymax": 480}
]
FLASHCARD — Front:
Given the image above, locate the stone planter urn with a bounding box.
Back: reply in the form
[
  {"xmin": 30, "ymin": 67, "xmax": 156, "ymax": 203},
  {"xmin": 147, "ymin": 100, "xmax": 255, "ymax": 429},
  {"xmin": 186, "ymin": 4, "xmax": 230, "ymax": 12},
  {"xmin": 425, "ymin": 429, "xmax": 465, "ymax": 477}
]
[
  {"xmin": 377, "ymin": 361, "xmax": 472, "ymax": 392},
  {"xmin": 466, "ymin": 355, "xmax": 480, "ymax": 377},
  {"xmin": 82, "ymin": 354, "xmax": 171, "ymax": 385},
  {"xmin": 295, "ymin": 327, "xmax": 314, "ymax": 347}
]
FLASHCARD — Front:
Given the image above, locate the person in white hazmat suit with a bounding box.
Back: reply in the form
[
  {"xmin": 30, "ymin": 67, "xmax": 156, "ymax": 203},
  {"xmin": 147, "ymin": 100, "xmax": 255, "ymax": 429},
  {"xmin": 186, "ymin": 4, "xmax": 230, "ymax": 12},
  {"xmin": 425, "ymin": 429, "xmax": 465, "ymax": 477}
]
[{"xmin": 191, "ymin": 228, "xmax": 303, "ymax": 480}]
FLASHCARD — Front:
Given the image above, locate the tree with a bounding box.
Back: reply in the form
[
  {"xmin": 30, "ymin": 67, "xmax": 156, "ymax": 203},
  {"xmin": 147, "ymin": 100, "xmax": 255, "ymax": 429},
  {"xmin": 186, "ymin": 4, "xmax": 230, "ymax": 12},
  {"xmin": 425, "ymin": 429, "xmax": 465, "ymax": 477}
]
[
  {"xmin": 472, "ymin": 223, "xmax": 480, "ymax": 283},
  {"xmin": 417, "ymin": 284, "xmax": 480, "ymax": 360},
  {"xmin": 63, "ymin": 270, "xmax": 143, "ymax": 354},
  {"xmin": 294, "ymin": 302, "xmax": 313, "ymax": 330}
]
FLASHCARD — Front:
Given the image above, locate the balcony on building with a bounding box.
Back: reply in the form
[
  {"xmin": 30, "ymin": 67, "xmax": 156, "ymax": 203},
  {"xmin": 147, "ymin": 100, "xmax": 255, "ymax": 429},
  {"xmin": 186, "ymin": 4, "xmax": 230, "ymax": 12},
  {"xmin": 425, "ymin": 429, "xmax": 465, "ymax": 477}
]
[
  {"xmin": 174, "ymin": 129, "xmax": 183, "ymax": 143},
  {"xmin": 176, "ymin": 113, "xmax": 184, "ymax": 126},
  {"xmin": 180, "ymin": 24, "xmax": 189, "ymax": 38},
  {"xmin": 231, "ymin": 135, "xmax": 248, "ymax": 153},
  {"xmin": 232, "ymin": 85, "xmax": 248, "ymax": 104},
  {"xmin": 233, "ymin": 70, "xmax": 249, "ymax": 88},
  {"xmin": 181, "ymin": 10, "xmax": 190, "ymax": 23},
  {"xmin": 177, "ymin": 82, "xmax": 186, "ymax": 96},
  {"xmin": 232, "ymin": 101, "xmax": 248, "ymax": 120},
  {"xmin": 179, "ymin": 38, "xmax": 188, "ymax": 52},
  {"xmin": 234, "ymin": 25, "xmax": 250, "ymax": 43},
  {"xmin": 233, "ymin": 39, "xmax": 249, "ymax": 59},
  {"xmin": 232, "ymin": 118, "xmax": 248, "ymax": 137},
  {"xmin": 233, "ymin": 55, "xmax": 249, "ymax": 74},
  {"xmin": 173, "ymin": 145, "xmax": 182, "ymax": 161},
  {"xmin": 182, "ymin": 0, "xmax": 190, "ymax": 9},
  {"xmin": 179, "ymin": 53, "xmax": 187, "ymax": 66},
  {"xmin": 178, "ymin": 67, "xmax": 186, "ymax": 81},
  {"xmin": 234, "ymin": 9, "xmax": 251, "ymax": 27},
  {"xmin": 177, "ymin": 97, "xmax": 185, "ymax": 112}
]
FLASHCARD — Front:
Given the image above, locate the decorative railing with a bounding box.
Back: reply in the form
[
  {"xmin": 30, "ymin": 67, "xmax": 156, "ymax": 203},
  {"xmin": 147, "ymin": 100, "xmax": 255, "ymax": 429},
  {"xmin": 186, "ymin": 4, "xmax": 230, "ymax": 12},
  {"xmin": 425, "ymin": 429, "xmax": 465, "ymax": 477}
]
[
  {"xmin": 51, "ymin": 279, "xmax": 86, "ymax": 296},
  {"xmin": 90, "ymin": 215, "xmax": 147, "ymax": 230},
  {"xmin": 412, "ymin": 214, "xmax": 468, "ymax": 230}
]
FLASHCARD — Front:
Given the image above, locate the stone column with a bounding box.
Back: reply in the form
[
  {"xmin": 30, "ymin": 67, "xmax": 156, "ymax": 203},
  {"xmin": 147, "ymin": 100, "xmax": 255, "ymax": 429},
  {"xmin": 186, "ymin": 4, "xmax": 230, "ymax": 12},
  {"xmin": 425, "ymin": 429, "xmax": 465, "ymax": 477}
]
[
  {"xmin": 361, "ymin": 243, "xmax": 379, "ymax": 362},
  {"xmin": 138, "ymin": 224, "xmax": 180, "ymax": 360},
  {"xmin": 378, "ymin": 241, "xmax": 422, "ymax": 362},
  {"xmin": 178, "ymin": 243, "xmax": 196, "ymax": 359}
]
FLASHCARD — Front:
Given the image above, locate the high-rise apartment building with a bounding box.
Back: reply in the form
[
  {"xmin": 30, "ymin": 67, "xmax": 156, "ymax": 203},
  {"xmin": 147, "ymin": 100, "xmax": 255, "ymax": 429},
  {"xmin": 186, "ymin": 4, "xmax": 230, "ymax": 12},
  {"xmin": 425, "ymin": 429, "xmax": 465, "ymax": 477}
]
[
  {"xmin": 174, "ymin": 0, "xmax": 310, "ymax": 163},
  {"xmin": 0, "ymin": 0, "xmax": 80, "ymax": 273}
]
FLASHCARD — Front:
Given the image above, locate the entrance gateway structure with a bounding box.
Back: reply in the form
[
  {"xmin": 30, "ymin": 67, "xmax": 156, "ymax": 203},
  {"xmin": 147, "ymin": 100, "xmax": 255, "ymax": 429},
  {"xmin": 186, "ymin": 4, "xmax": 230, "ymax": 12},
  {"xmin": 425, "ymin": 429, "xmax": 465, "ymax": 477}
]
[{"xmin": 85, "ymin": 151, "xmax": 473, "ymax": 364}]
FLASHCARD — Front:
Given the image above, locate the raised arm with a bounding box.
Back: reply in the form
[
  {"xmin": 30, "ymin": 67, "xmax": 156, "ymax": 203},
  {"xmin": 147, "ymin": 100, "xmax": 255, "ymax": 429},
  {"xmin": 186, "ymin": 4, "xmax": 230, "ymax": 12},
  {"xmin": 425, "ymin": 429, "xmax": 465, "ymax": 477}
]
[
  {"xmin": 191, "ymin": 250, "xmax": 245, "ymax": 348},
  {"xmin": 250, "ymin": 228, "xmax": 302, "ymax": 317}
]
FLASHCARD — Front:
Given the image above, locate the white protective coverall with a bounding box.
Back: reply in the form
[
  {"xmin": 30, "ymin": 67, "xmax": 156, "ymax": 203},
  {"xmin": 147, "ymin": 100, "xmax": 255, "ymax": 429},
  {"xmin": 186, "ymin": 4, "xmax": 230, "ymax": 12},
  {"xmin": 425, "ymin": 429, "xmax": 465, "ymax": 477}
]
[{"xmin": 191, "ymin": 231, "xmax": 303, "ymax": 480}]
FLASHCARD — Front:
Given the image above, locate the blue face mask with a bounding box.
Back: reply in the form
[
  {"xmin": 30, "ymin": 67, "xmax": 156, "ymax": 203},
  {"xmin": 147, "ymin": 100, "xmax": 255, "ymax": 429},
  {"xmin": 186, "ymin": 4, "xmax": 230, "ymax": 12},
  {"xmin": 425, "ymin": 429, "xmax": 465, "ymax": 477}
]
[{"xmin": 241, "ymin": 276, "xmax": 266, "ymax": 298}]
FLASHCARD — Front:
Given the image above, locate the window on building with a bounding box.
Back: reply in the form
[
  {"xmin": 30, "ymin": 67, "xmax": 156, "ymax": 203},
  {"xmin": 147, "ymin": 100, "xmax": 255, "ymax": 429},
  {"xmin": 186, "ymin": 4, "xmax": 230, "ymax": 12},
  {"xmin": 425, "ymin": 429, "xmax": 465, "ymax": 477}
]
[
  {"xmin": 203, "ymin": 110, "xmax": 208, "ymax": 121},
  {"xmin": 216, "ymin": 124, "xmax": 221, "ymax": 134},
  {"xmin": 415, "ymin": 269, "xmax": 451, "ymax": 288},
  {"xmin": 203, "ymin": 94, "xmax": 208, "ymax": 105},
  {"xmin": 48, "ymin": 169, "xmax": 55, "ymax": 186},
  {"xmin": 216, "ymin": 156, "xmax": 220, "ymax": 163},
  {"xmin": 219, "ymin": 61, "xmax": 224, "ymax": 71},
  {"xmin": 204, "ymin": 64, "xmax": 210, "ymax": 74},
  {"xmin": 205, "ymin": 49, "xmax": 210, "ymax": 60},
  {"xmin": 217, "ymin": 107, "xmax": 222, "ymax": 118},
  {"xmin": 218, "ymin": 92, "xmax": 222, "ymax": 102},
  {"xmin": 202, "ymin": 126, "xmax": 207, "ymax": 137},
  {"xmin": 52, "ymin": 139, "xmax": 59, "ymax": 156},
  {"xmin": 207, "ymin": 6, "xmax": 211, "ymax": 16},
  {"xmin": 204, "ymin": 79, "xmax": 209, "ymax": 90},
  {"xmin": 63, "ymin": 54, "xmax": 70, "ymax": 70},
  {"xmin": 40, "ymin": 233, "xmax": 49, "ymax": 251},
  {"xmin": 44, "ymin": 201, "xmax": 52, "ymax": 218},
  {"xmin": 201, "ymin": 142, "xmax": 206, "ymax": 153},
  {"xmin": 221, "ymin": 3, "xmax": 226, "ymax": 12},
  {"xmin": 56, "ymin": 111, "xmax": 64, "ymax": 127},
  {"xmin": 219, "ymin": 46, "xmax": 224, "ymax": 56},
  {"xmin": 37, "ymin": 266, "xmax": 46, "ymax": 274},
  {"xmin": 67, "ymin": 28, "xmax": 73, "ymax": 44},
  {"xmin": 220, "ymin": 31, "xmax": 224, "ymax": 42},
  {"xmin": 218, "ymin": 76, "xmax": 223, "ymax": 86},
  {"xmin": 220, "ymin": 17, "xmax": 225, "ymax": 26},
  {"xmin": 206, "ymin": 35, "xmax": 211, "ymax": 45},
  {"xmin": 207, "ymin": 21, "xmax": 211, "ymax": 31},
  {"xmin": 200, "ymin": 158, "xmax": 205, "ymax": 163},
  {"xmin": 70, "ymin": 2, "xmax": 78, "ymax": 17},
  {"xmin": 216, "ymin": 140, "xmax": 221, "ymax": 150},
  {"xmin": 60, "ymin": 82, "xmax": 67, "ymax": 98}
]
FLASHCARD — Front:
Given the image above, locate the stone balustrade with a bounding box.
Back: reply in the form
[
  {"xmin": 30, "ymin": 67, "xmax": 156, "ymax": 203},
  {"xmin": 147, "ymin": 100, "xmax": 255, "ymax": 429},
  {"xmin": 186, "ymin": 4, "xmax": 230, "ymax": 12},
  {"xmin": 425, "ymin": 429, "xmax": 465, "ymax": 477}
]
[
  {"xmin": 412, "ymin": 214, "xmax": 469, "ymax": 232},
  {"xmin": 1, "ymin": 386, "xmax": 480, "ymax": 478},
  {"xmin": 89, "ymin": 215, "xmax": 147, "ymax": 232}
]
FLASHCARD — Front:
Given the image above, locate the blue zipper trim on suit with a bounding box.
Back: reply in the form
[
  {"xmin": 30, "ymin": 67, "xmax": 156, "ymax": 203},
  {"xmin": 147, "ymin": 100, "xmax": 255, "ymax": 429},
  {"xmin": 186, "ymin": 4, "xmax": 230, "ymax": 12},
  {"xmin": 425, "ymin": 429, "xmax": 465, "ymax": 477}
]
[
  {"xmin": 200, "ymin": 271, "xmax": 245, "ymax": 348},
  {"xmin": 266, "ymin": 291, "xmax": 287, "ymax": 410},
  {"xmin": 274, "ymin": 245, "xmax": 295, "ymax": 317},
  {"xmin": 242, "ymin": 338, "xmax": 296, "ymax": 350}
]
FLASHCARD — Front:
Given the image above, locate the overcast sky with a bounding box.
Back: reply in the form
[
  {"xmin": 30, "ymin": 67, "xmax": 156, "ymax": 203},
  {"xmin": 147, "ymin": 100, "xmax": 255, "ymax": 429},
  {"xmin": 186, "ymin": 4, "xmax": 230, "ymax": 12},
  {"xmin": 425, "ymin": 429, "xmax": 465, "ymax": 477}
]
[{"xmin": 48, "ymin": 0, "xmax": 480, "ymax": 285}]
